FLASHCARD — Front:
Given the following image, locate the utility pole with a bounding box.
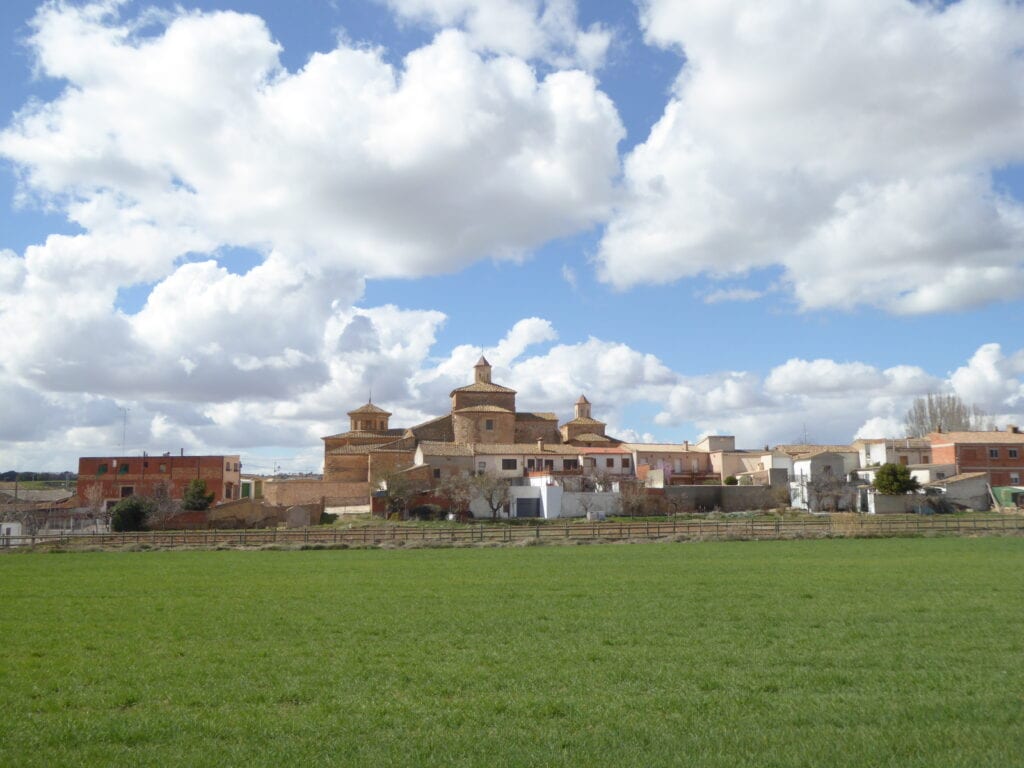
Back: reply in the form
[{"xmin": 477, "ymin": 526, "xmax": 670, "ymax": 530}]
[{"xmin": 120, "ymin": 407, "xmax": 130, "ymax": 454}]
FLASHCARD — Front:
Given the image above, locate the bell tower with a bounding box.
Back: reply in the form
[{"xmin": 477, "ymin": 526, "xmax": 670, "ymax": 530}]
[{"xmin": 474, "ymin": 356, "xmax": 492, "ymax": 384}]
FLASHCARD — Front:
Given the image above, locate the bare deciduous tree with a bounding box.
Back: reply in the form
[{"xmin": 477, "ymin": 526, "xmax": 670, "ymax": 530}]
[
  {"xmin": 376, "ymin": 470, "xmax": 416, "ymax": 520},
  {"xmin": 146, "ymin": 480, "xmax": 181, "ymax": 528},
  {"xmin": 437, "ymin": 472, "xmax": 473, "ymax": 521},
  {"xmin": 471, "ymin": 472, "xmax": 511, "ymax": 520},
  {"xmin": 904, "ymin": 393, "xmax": 990, "ymax": 437},
  {"xmin": 806, "ymin": 473, "xmax": 855, "ymax": 513}
]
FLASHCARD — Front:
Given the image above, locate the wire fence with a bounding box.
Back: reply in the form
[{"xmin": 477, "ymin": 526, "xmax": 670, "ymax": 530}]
[{"xmin": 3, "ymin": 514, "xmax": 1023, "ymax": 550}]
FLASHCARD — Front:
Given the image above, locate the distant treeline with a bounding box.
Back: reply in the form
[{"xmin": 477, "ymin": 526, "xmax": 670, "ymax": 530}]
[{"xmin": 1, "ymin": 471, "xmax": 77, "ymax": 482}]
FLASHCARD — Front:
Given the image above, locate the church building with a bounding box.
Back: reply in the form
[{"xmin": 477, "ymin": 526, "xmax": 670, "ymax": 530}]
[{"xmin": 322, "ymin": 357, "xmax": 620, "ymax": 486}]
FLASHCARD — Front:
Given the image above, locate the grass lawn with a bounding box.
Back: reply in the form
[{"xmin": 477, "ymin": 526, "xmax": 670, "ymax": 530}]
[{"xmin": 1, "ymin": 538, "xmax": 1022, "ymax": 767}]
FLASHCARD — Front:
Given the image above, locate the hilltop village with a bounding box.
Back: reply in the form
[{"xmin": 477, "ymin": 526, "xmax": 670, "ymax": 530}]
[{"xmin": 4, "ymin": 359, "xmax": 1024, "ymax": 532}]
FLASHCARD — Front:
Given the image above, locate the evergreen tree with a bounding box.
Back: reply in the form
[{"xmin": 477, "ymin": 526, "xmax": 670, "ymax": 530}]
[
  {"xmin": 873, "ymin": 463, "xmax": 921, "ymax": 495},
  {"xmin": 181, "ymin": 478, "xmax": 215, "ymax": 510}
]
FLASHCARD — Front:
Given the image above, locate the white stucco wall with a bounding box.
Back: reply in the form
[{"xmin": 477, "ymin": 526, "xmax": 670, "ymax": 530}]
[{"xmin": 559, "ymin": 491, "xmax": 619, "ymax": 518}]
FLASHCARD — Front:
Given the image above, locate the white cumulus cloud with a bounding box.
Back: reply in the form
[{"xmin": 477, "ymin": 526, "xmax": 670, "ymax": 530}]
[{"xmin": 599, "ymin": 0, "xmax": 1024, "ymax": 313}]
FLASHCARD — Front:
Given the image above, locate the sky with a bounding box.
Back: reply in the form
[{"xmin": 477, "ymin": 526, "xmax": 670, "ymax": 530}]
[{"xmin": 2, "ymin": 0, "xmax": 1024, "ymax": 473}]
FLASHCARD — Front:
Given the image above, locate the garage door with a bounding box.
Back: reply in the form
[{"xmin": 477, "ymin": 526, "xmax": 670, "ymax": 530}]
[{"xmin": 516, "ymin": 498, "xmax": 541, "ymax": 518}]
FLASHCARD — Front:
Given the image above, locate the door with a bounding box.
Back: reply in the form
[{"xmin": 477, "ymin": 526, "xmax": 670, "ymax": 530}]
[{"xmin": 516, "ymin": 498, "xmax": 541, "ymax": 518}]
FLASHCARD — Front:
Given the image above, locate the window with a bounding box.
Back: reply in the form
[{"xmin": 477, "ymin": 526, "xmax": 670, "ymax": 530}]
[
  {"xmin": 120, "ymin": 486, "xmax": 134, "ymax": 498},
  {"xmin": 526, "ymin": 459, "xmax": 536, "ymax": 470},
  {"xmin": 159, "ymin": 463, "xmax": 167, "ymax": 473},
  {"xmin": 563, "ymin": 459, "xmax": 579, "ymax": 470},
  {"xmin": 899, "ymin": 456, "xmax": 908, "ymax": 466},
  {"xmin": 477, "ymin": 461, "xmax": 486, "ymax": 473},
  {"xmin": 921, "ymin": 455, "xmax": 929, "ymax": 464},
  {"xmin": 622, "ymin": 458, "xmax": 631, "ymax": 469},
  {"xmin": 1010, "ymin": 449, "xmax": 1019, "ymax": 459},
  {"xmin": 225, "ymin": 462, "xmax": 230, "ymax": 471},
  {"xmin": 606, "ymin": 458, "xmax": 615, "ymax": 468},
  {"xmin": 97, "ymin": 463, "xmax": 108, "ymax": 475},
  {"xmin": 484, "ymin": 419, "xmax": 494, "ymax": 431},
  {"xmin": 118, "ymin": 463, "xmax": 130, "ymax": 475},
  {"xmin": 1011, "ymin": 473, "xmax": 1020, "ymax": 484},
  {"xmin": 544, "ymin": 459, "xmax": 554, "ymax": 471},
  {"xmin": 936, "ymin": 472, "xmax": 946, "ymax": 480},
  {"xmin": 501, "ymin": 459, "xmax": 517, "ymax": 471},
  {"xmin": 989, "ymin": 448, "xmax": 1000, "ymax": 459},
  {"xmin": 433, "ymin": 468, "xmax": 441, "ymax": 479}
]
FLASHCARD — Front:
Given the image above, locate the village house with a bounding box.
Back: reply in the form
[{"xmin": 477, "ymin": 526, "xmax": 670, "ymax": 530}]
[
  {"xmin": 77, "ymin": 453, "xmax": 241, "ymax": 511},
  {"xmin": 928, "ymin": 427, "xmax": 1024, "ymax": 486}
]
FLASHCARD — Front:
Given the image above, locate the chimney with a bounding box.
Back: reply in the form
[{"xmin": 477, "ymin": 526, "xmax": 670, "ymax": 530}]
[
  {"xmin": 684, "ymin": 440, "xmax": 689, "ymax": 450},
  {"xmin": 180, "ymin": 448, "xmax": 184, "ymax": 456},
  {"xmin": 537, "ymin": 437, "xmax": 544, "ymax": 451},
  {"xmin": 1009, "ymin": 424, "xmax": 1020, "ymax": 434}
]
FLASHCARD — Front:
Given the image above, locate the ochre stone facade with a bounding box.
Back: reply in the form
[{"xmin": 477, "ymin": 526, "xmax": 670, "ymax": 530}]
[{"xmin": 321, "ymin": 357, "xmax": 620, "ymax": 493}]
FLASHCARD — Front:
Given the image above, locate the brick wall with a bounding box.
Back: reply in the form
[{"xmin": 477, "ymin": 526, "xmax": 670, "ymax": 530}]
[
  {"xmin": 78, "ymin": 454, "xmax": 240, "ymax": 507},
  {"xmin": 261, "ymin": 479, "xmax": 369, "ymax": 507},
  {"xmin": 324, "ymin": 453, "xmax": 370, "ymax": 482}
]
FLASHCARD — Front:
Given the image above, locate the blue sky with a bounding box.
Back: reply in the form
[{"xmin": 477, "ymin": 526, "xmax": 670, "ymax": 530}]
[{"xmin": 2, "ymin": 0, "xmax": 1024, "ymax": 471}]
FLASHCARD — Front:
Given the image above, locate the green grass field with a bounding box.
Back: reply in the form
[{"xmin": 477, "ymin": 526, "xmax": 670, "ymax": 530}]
[{"xmin": 1, "ymin": 538, "xmax": 1022, "ymax": 767}]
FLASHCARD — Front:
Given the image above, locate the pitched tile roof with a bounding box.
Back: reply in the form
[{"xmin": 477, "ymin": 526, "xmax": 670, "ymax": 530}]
[
  {"xmin": 924, "ymin": 472, "xmax": 988, "ymax": 486},
  {"xmin": 470, "ymin": 442, "xmax": 582, "ymax": 456},
  {"xmin": 569, "ymin": 433, "xmax": 613, "ymax": 443},
  {"xmin": 417, "ymin": 441, "xmax": 475, "ymax": 457},
  {"xmin": 853, "ymin": 438, "xmax": 930, "ymax": 448},
  {"xmin": 347, "ymin": 402, "xmax": 392, "ymax": 416},
  {"xmin": 408, "ymin": 414, "xmax": 454, "ymax": 442},
  {"xmin": 774, "ymin": 444, "xmax": 856, "ymax": 456},
  {"xmin": 622, "ymin": 443, "xmax": 700, "ymax": 452},
  {"xmin": 562, "ymin": 416, "xmax": 605, "ymax": 426},
  {"xmin": 449, "ymin": 381, "xmax": 517, "ymax": 395},
  {"xmin": 453, "ymin": 405, "xmax": 514, "ymax": 413},
  {"xmin": 515, "ymin": 411, "xmax": 558, "ymax": 421},
  {"xmin": 928, "ymin": 430, "xmax": 1024, "ymax": 444},
  {"xmin": 322, "ymin": 428, "xmax": 405, "ymax": 440}
]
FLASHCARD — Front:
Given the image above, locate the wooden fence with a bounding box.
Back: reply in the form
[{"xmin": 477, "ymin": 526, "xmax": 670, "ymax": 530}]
[{"xmin": 3, "ymin": 515, "xmax": 1023, "ymax": 550}]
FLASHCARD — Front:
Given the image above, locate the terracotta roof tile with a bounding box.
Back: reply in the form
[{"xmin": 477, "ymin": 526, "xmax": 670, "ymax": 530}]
[
  {"xmin": 924, "ymin": 472, "xmax": 988, "ymax": 485},
  {"xmin": 347, "ymin": 402, "xmax": 392, "ymax": 416},
  {"xmin": 562, "ymin": 416, "xmax": 605, "ymax": 426},
  {"xmin": 417, "ymin": 442, "xmax": 474, "ymax": 457},
  {"xmin": 623, "ymin": 443, "xmax": 700, "ymax": 452},
  {"xmin": 928, "ymin": 431, "xmax": 1024, "ymax": 444},
  {"xmin": 449, "ymin": 381, "xmax": 517, "ymax": 395},
  {"xmin": 515, "ymin": 411, "xmax": 558, "ymax": 421},
  {"xmin": 569, "ymin": 433, "xmax": 612, "ymax": 443},
  {"xmin": 322, "ymin": 428, "xmax": 405, "ymax": 440}
]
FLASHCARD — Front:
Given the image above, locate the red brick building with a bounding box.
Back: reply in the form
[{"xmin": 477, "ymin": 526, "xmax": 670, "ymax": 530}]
[
  {"xmin": 77, "ymin": 454, "xmax": 242, "ymax": 510},
  {"xmin": 928, "ymin": 427, "xmax": 1024, "ymax": 486}
]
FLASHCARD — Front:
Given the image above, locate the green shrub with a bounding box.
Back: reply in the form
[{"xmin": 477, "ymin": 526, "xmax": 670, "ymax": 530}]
[
  {"xmin": 110, "ymin": 496, "xmax": 154, "ymax": 532},
  {"xmin": 724, "ymin": 475, "xmax": 739, "ymax": 486}
]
